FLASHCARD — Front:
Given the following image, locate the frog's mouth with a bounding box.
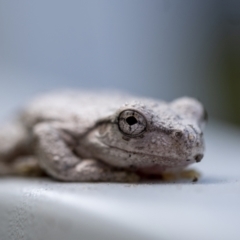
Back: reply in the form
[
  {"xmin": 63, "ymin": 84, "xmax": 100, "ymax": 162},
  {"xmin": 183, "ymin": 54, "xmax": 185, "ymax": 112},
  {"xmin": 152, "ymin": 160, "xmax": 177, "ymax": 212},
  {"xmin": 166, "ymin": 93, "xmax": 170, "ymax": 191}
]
[
  {"xmin": 105, "ymin": 144, "xmax": 165, "ymax": 159},
  {"xmin": 103, "ymin": 143, "xmax": 194, "ymax": 170}
]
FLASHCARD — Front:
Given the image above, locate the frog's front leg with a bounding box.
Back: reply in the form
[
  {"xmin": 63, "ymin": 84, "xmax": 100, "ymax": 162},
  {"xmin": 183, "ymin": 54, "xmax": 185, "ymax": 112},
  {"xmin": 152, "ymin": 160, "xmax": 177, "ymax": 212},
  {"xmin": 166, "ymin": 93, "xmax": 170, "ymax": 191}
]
[{"xmin": 33, "ymin": 123, "xmax": 139, "ymax": 182}]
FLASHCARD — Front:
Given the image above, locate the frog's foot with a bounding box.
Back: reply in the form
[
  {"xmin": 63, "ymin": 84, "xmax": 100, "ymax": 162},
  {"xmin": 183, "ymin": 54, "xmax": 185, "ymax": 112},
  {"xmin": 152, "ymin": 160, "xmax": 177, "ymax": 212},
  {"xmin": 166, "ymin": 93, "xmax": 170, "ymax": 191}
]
[
  {"xmin": 70, "ymin": 159, "xmax": 141, "ymax": 182},
  {"xmin": 12, "ymin": 156, "xmax": 46, "ymax": 177},
  {"xmin": 32, "ymin": 122, "xmax": 141, "ymax": 182},
  {"xmin": 161, "ymin": 169, "xmax": 201, "ymax": 182},
  {"xmin": 0, "ymin": 162, "xmax": 13, "ymax": 176},
  {"xmin": 112, "ymin": 171, "xmax": 140, "ymax": 183}
]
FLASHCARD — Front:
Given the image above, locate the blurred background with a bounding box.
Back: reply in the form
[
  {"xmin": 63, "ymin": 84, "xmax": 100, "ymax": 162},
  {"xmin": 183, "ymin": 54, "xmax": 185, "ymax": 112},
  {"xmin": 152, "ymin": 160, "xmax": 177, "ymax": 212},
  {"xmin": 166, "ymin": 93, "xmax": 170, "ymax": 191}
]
[{"xmin": 0, "ymin": 0, "xmax": 240, "ymax": 125}]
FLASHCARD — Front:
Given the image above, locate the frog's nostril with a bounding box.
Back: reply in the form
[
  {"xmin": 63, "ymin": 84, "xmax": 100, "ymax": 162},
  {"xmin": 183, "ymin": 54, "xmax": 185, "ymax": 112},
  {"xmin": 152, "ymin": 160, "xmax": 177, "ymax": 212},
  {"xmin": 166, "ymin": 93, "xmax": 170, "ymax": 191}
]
[
  {"xmin": 174, "ymin": 131, "xmax": 183, "ymax": 138},
  {"xmin": 195, "ymin": 154, "xmax": 203, "ymax": 163}
]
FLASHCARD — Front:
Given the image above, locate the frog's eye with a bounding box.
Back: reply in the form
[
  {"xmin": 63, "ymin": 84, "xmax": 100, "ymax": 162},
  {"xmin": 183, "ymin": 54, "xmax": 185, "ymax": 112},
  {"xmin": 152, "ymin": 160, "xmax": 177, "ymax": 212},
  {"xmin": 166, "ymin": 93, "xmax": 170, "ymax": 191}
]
[{"xmin": 118, "ymin": 110, "xmax": 147, "ymax": 136}]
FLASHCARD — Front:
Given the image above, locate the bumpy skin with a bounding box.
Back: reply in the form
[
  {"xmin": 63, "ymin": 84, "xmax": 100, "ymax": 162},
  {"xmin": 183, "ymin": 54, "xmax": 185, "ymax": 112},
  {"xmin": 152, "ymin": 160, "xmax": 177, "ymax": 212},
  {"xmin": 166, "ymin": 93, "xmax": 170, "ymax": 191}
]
[{"xmin": 0, "ymin": 91, "xmax": 207, "ymax": 182}]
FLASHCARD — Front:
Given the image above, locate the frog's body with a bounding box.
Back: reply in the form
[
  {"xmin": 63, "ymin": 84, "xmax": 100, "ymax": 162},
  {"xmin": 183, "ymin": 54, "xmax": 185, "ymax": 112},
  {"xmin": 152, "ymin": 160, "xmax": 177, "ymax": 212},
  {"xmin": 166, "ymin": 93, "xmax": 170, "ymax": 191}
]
[{"xmin": 0, "ymin": 91, "xmax": 206, "ymax": 182}]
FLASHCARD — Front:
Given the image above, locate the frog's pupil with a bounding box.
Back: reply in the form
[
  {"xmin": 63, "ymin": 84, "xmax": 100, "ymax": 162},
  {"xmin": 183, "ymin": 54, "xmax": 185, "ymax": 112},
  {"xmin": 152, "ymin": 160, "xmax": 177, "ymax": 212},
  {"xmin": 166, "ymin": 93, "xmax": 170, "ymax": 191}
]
[{"xmin": 126, "ymin": 116, "xmax": 137, "ymax": 125}]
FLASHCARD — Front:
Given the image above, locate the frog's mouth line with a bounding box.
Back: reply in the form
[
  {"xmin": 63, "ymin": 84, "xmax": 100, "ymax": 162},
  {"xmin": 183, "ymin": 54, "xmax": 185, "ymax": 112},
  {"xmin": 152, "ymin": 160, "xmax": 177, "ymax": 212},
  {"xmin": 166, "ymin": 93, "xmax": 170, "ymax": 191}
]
[
  {"xmin": 104, "ymin": 143, "xmax": 190, "ymax": 164},
  {"xmin": 105, "ymin": 144, "xmax": 162, "ymax": 158},
  {"xmin": 102, "ymin": 144, "xmax": 193, "ymax": 174}
]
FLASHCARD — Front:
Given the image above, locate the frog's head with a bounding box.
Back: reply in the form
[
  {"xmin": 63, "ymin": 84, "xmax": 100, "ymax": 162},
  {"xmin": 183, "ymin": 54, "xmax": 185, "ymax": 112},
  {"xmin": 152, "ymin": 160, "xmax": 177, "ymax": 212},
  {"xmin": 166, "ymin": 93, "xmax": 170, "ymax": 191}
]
[{"xmin": 88, "ymin": 97, "xmax": 207, "ymax": 174}]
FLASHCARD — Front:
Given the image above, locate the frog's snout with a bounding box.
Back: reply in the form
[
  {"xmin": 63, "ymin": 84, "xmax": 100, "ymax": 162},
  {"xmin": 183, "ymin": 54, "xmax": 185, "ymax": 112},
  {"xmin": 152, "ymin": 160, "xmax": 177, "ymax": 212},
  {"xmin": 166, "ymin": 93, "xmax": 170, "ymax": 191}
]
[{"xmin": 180, "ymin": 126, "xmax": 204, "ymax": 163}]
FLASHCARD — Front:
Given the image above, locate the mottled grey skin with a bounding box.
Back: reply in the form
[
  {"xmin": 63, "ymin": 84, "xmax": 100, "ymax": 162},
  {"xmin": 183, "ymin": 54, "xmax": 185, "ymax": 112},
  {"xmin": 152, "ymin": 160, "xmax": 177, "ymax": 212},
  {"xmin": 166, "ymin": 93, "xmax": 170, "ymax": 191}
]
[{"xmin": 0, "ymin": 91, "xmax": 207, "ymax": 182}]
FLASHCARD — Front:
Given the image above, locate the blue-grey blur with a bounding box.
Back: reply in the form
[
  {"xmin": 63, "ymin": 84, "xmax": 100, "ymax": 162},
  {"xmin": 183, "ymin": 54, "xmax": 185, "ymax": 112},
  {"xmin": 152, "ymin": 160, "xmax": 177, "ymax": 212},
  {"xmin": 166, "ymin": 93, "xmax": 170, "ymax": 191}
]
[{"xmin": 0, "ymin": 0, "xmax": 240, "ymax": 124}]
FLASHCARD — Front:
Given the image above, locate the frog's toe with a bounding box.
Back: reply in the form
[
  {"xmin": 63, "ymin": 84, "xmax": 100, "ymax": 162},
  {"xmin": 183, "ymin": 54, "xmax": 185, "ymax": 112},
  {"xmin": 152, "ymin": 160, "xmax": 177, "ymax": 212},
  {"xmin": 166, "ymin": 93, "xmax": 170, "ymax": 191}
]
[{"xmin": 112, "ymin": 171, "xmax": 140, "ymax": 183}]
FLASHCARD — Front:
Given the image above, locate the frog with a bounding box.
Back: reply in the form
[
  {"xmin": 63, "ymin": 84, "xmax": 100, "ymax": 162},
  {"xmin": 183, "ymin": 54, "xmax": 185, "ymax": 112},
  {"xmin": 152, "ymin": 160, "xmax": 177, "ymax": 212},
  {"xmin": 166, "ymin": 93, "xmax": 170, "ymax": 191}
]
[{"xmin": 0, "ymin": 90, "xmax": 207, "ymax": 182}]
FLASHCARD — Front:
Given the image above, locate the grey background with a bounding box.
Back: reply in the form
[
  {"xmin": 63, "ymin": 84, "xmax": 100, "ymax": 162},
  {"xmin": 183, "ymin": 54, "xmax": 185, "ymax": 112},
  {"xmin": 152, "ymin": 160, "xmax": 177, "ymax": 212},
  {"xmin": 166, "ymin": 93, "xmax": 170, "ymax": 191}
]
[{"xmin": 1, "ymin": 0, "xmax": 238, "ymax": 123}]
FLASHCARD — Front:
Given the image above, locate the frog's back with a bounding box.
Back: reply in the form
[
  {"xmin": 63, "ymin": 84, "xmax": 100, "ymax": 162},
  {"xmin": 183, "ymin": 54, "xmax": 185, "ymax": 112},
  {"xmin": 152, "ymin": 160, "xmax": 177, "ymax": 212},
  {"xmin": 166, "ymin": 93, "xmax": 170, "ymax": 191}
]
[{"xmin": 21, "ymin": 90, "xmax": 132, "ymax": 129}]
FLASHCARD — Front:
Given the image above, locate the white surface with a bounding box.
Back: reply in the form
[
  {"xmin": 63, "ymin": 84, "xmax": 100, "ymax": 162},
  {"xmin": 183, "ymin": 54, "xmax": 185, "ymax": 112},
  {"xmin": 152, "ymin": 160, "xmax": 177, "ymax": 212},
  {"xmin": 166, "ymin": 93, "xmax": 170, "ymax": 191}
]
[{"xmin": 0, "ymin": 121, "xmax": 240, "ymax": 240}]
